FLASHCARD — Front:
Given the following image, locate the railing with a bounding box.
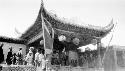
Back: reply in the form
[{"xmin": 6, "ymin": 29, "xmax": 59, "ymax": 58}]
[
  {"xmin": 50, "ymin": 66, "xmax": 104, "ymax": 71},
  {"xmin": 1, "ymin": 65, "xmax": 36, "ymax": 71}
]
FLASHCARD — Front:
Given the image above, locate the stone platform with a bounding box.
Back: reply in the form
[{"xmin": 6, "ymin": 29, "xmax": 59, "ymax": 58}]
[
  {"xmin": 0, "ymin": 64, "xmax": 36, "ymax": 71},
  {"xmin": 0, "ymin": 64, "xmax": 104, "ymax": 71}
]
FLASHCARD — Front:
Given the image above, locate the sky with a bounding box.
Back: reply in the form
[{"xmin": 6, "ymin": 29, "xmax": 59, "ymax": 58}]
[{"xmin": 0, "ymin": 0, "xmax": 125, "ymax": 47}]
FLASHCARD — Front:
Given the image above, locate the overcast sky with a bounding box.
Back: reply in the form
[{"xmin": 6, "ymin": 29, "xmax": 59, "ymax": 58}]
[{"xmin": 0, "ymin": 0, "xmax": 125, "ymax": 46}]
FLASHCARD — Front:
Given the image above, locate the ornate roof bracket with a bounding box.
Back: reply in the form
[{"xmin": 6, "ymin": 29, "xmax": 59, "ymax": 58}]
[{"xmin": 27, "ymin": 31, "xmax": 43, "ymax": 44}]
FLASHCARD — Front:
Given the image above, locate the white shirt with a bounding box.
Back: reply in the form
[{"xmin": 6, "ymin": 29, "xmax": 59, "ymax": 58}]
[
  {"xmin": 38, "ymin": 54, "xmax": 46, "ymax": 69},
  {"xmin": 35, "ymin": 52, "xmax": 39, "ymax": 60},
  {"xmin": 26, "ymin": 52, "xmax": 33, "ymax": 63},
  {"xmin": 78, "ymin": 44, "xmax": 97, "ymax": 52},
  {"xmin": 38, "ymin": 54, "xmax": 44, "ymax": 62}
]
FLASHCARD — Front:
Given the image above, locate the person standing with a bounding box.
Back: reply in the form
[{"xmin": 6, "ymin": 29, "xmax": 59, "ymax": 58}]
[
  {"xmin": 12, "ymin": 53, "xmax": 17, "ymax": 65},
  {"xmin": 37, "ymin": 49, "xmax": 45, "ymax": 71},
  {"xmin": 29, "ymin": 47, "xmax": 35, "ymax": 65},
  {"xmin": 0, "ymin": 43, "xmax": 4, "ymax": 64},
  {"xmin": 25, "ymin": 50, "xmax": 33, "ymax": 66},
  {"xmin": 6, "ymin": 47, "xmax": 13, "ymax": 65},
  {"xmin": 16, "ymin": 47, "xmax": 23, "ymax": 65},
  {"xmin": 23, "ymin": 55, "xmax": 27, "ymax": 65},
  {"xmin": 34, "ymin": 49, "xmax": 40, "ymax": 67}
]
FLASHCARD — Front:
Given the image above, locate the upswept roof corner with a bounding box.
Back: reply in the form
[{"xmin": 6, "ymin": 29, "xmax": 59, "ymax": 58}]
[
  {"xmin": 43, "ymin": 7, "xmax": 114, "ymax": 32},
  {"xmin": 41, "ymin": 3, "xmax": 114, "ymax": 36},
  {"xmin": 20, "ymin": 7, "xmax": 42, "ymax": 40},
  {"xmin": 20, "ymin": 1, "xmax": 114, "ymax": 45},
  {"xmin": 0, "ymin": 36, "xmax": 26, "ymax": 44}
]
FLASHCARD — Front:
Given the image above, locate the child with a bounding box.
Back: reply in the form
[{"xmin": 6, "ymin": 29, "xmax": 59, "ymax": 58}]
[{"xmin": 12, "ymin": 53, "xmax": 17, "ymax": 65}]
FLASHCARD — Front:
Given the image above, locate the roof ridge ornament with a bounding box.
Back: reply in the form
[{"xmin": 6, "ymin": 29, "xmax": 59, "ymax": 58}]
[
  {"xmin": 41, "ymin": 0, "xmax": 44, "ymax": 6},
  {"xmin": 40, "ymin": 0, "xmax": 44, "ymax": 11}
]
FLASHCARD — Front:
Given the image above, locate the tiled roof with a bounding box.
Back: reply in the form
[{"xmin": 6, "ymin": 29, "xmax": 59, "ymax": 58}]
[
  {"xmin": 20, "ymin": 3, "xmax": 114, "ymax": 46},
  {"xmin": 0, "ymin": 36, "xmax": 26, "ymax": 44}
]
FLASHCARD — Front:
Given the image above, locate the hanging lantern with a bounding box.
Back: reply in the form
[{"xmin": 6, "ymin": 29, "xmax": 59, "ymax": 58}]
[
  {"xmin": 73, "ymin": 38, "xmax": 80, "ymax": 45},
  {"xmin": 58, "ymin": 35, "xmax": 66, "ymax": 41},
  {"xmin": 40, "ymin": 40, "xmax": 44, "ymax": 45}
]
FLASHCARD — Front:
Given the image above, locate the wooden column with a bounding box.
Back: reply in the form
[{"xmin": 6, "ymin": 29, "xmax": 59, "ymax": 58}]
[
  {"xmin": 96, "ymin": 37, "xmax": 102, "ymax": 68},
  {"xmin": 46, "ymin": 54, "xmax": 52, "ymax": 70}
]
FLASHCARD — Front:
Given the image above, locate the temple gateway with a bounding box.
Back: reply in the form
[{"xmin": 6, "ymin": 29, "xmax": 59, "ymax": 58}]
[{"xmin": 20, "ymin": 0, "xmax": 114, "ymax": 68}]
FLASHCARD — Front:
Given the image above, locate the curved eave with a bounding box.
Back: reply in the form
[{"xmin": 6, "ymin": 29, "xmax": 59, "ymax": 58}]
[
  {"xmin": 0, "ymin": 36, "xmax": 26, "ymax": 44},
  {"xmin": 20, "ymin": 3, "xmax": 114, "ymax": 45},
  {"xmin": 20, "ymin": 9, "xmax": 42, "ymax": 40},
  {"xmin": 41, "ymin": 5, "xmax": 114, "ymax": 38}
]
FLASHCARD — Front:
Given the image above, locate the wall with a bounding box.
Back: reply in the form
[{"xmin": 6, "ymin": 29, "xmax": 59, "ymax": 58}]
[{"xmin": 0, "ymin": 42, "xmax": 26, "ymax": 60}]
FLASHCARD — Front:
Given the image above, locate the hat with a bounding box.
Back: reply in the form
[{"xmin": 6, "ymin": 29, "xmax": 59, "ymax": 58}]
[
  {"xmin": 9, "ymin": 47, "xmax": 12, "ymax": 50},
  {"xmin": 19, "ymin": 47, "xmax": 22, "ymax": 49},
  {"xmin": 29, "ymin": 50, "xmax": 32, "ymax": 53},
  {"xmin": 19, "ymin": 47, "xmax": 22, "ymax": 48},
  {"xmin": 30, "ymin": 47, "xmax": 34, "ymax": 49}
]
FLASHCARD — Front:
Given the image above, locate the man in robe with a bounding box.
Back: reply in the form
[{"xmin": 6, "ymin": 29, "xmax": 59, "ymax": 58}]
[
  {"xmin": 25, "ymin": 50, "xmax": 33, "ymax": 66},
  {"xmin": 6, "ymin": 47, "xmax": 13, "ymax": 65},
  {"xmin": 29, "ymin": 47, "xmax": 35, "ymax": 65},
  {"xmin": 37, "ymin": 49, "xmax": 45, "ymax": 71},
  {"xmin": 34, "ymin": 49, "xmax": 39, "ymax": 67},
  {"xmin": 0, "ymin": 43, "xmax": 4, "ymax": 64},
  {"xmin": 16, "ymin": 47, "xmax": 23, "ymax": 65}
]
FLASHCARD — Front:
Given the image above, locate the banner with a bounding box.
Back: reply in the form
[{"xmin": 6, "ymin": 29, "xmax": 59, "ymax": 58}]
[{"xmin": 41, "ymin": 14, "xmax": 54, "ymax": 54}]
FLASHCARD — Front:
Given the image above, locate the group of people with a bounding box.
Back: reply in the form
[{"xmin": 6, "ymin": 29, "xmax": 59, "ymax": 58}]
[
  {"xmin": 6, "ymin": 47, "xmax": 23, "ymax": 65},
  {"xmin": 25, "ymin": 47, "xmax": 46, "ymax": 68},
  {"xmin": 51, "ymin": 51, "xmax": 68, "ymax": 66},
  {"xmin": 50, "ymin": 49, "xmax": 102, "ymax": 67},
  {"xmin": 24, "ymin": 47, "xmax": 47, "ymax": 71},
  {"xmin": 4, "ymin": 45, "xmax": 52, "ymax": 71},
  {"xmin": 5, "ymin": 46, "xmax": 46, "ymax": 68},
  {"xmin": 78, "ymin": 49, "xmax": 104, "ymax": 67}
]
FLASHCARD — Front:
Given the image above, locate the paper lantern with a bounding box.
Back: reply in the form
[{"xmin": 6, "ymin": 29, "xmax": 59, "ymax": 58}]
[
  {"xmin": 73, "ymin": 38, "xmax": 80, "ymax": 45},
  {"xmin": 40, "ymin": 40, "xmax": 44, "ymax": 45},
  {"xmin": 58, "ymin": 35, "xmax": 66, "ymax": 41}
]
